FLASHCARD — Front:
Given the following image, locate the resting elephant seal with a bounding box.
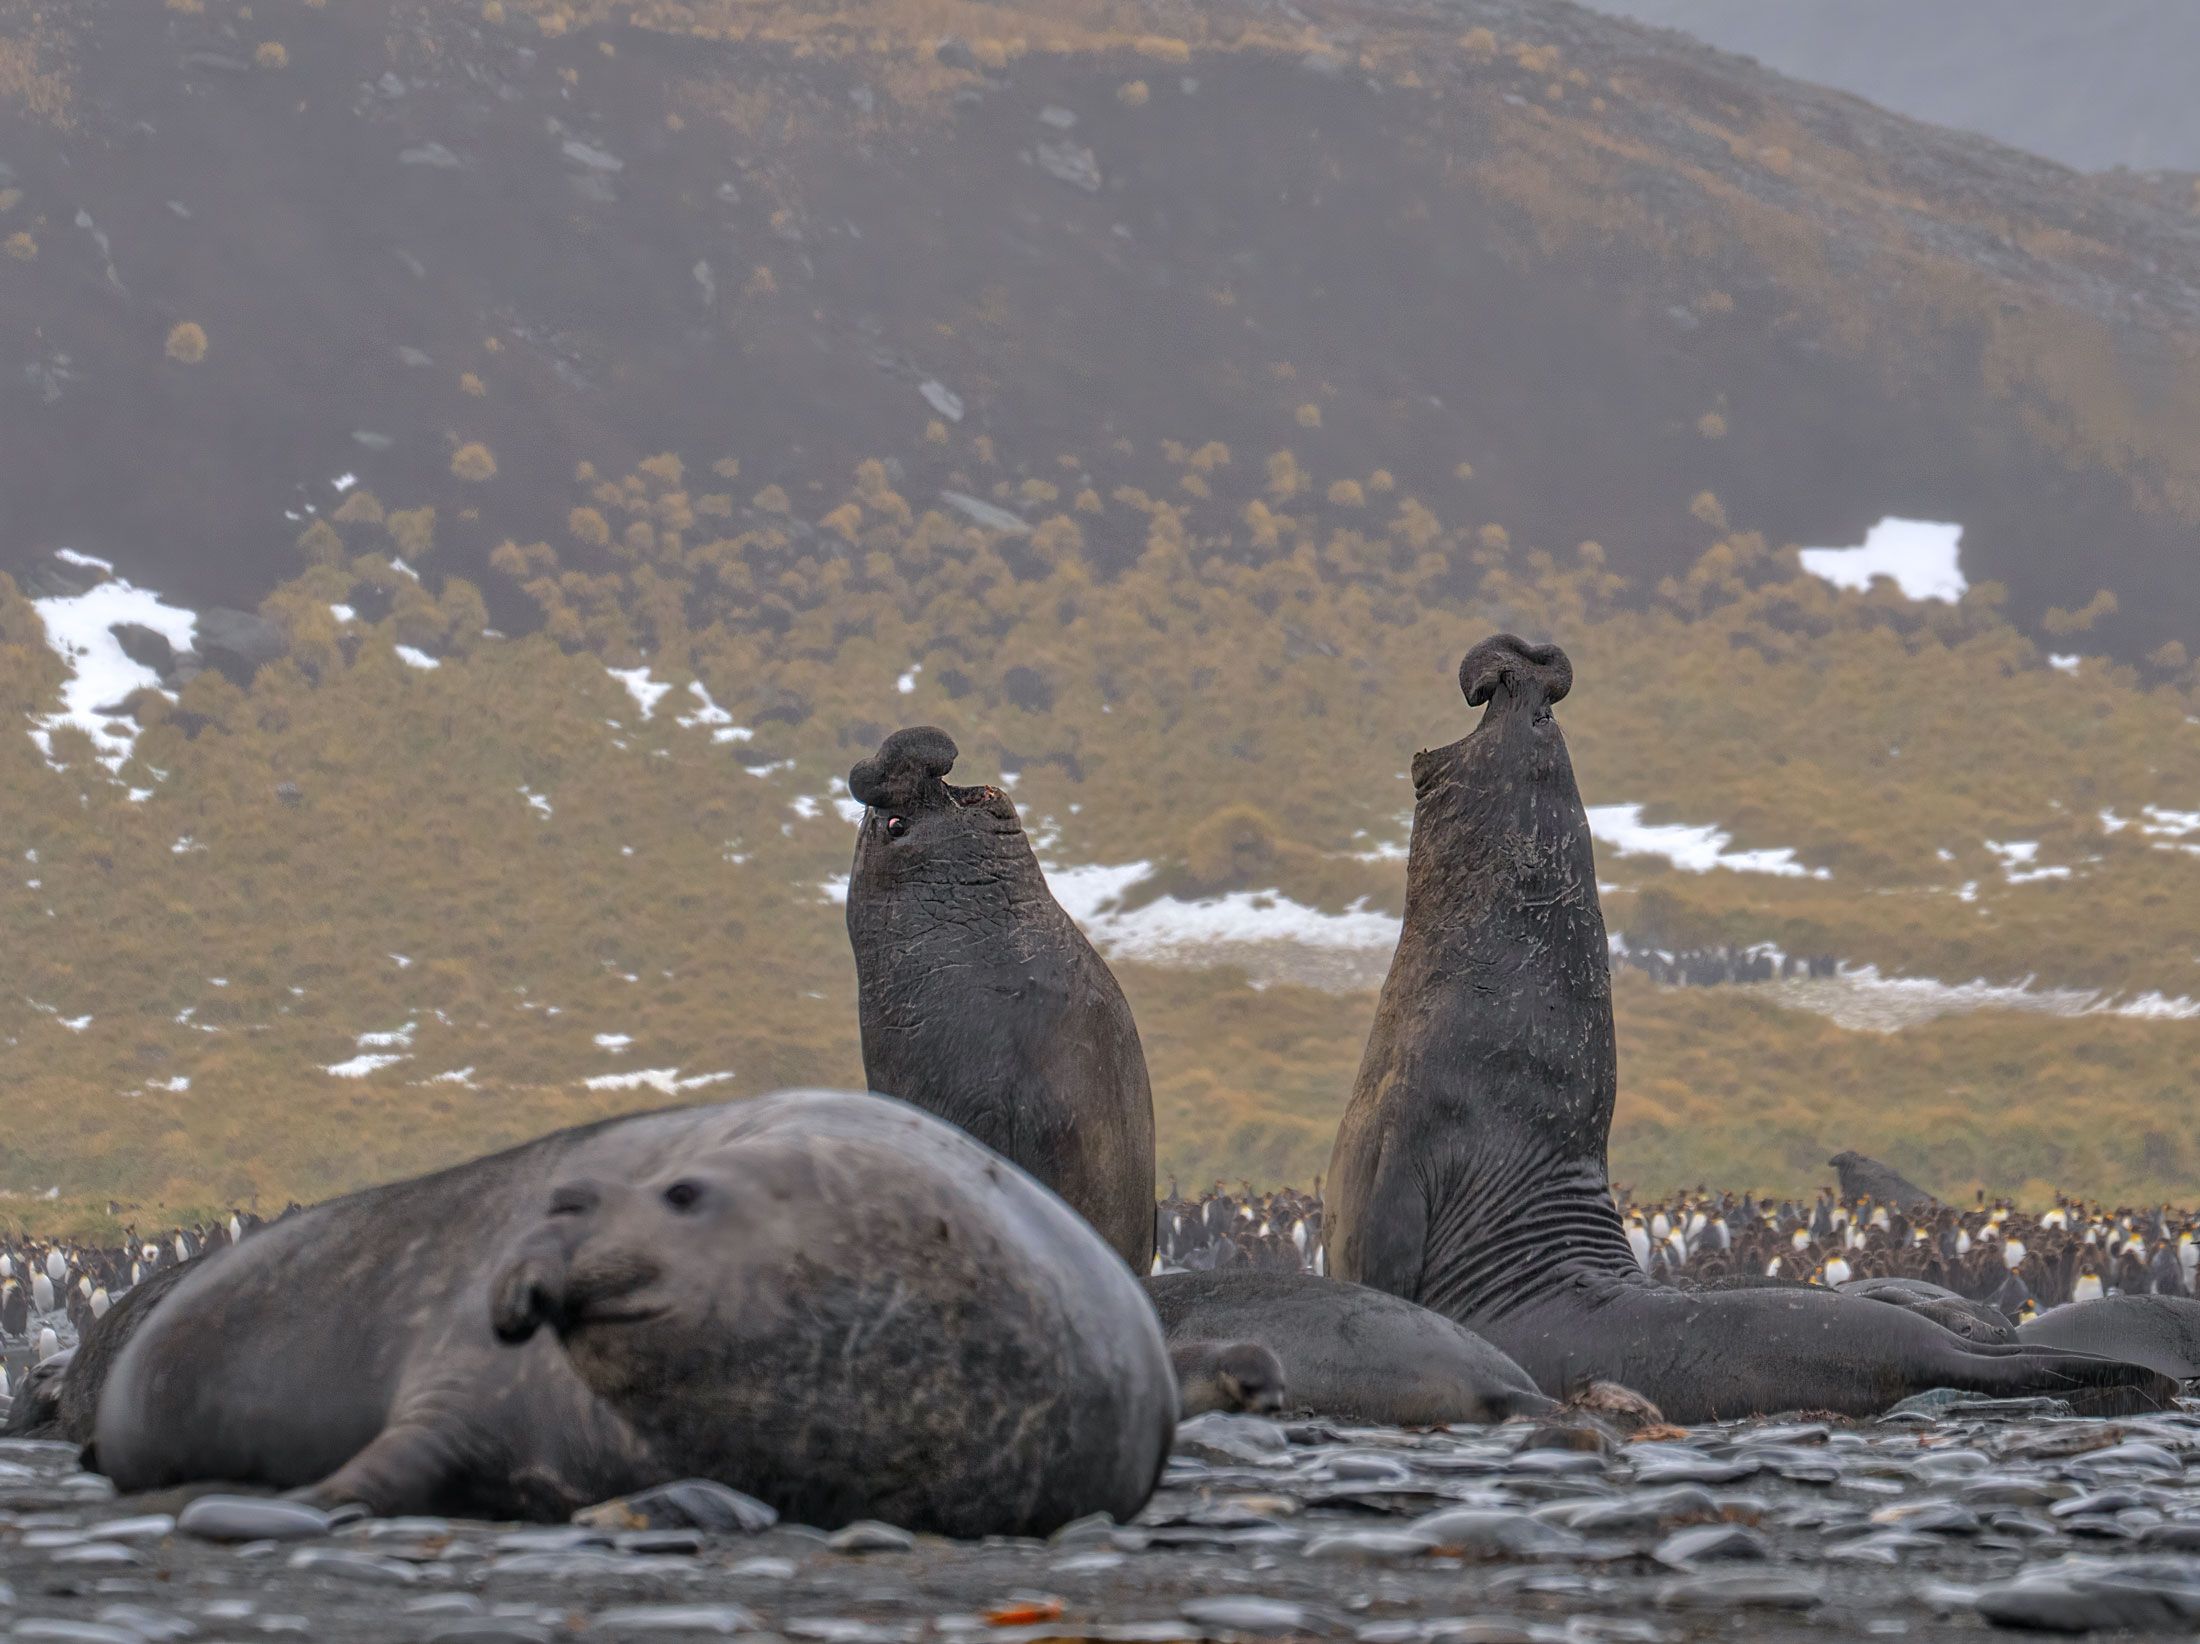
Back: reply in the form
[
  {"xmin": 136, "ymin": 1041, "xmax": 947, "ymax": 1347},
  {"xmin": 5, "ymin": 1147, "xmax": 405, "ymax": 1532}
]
[
  {"xmin": 1169, "ymin": 1339, "xmax": 1289, "ymax": 1417},
  {"xmin": 97, "ymin": 1090, "xmax": 1176, "ymax": 1534},
  {"xmin": 2, "ymin": 1259, "xmax": 198, "ymax": 1451},
  {"xmin": 1322, "ymin": 634, "xmax": 2175, "ymax": 1422},
  {"xmin": 1829, "ymin": 1151, "xmax": 1943, "ymax": 1212},
  {"xmin": 847, "ymin": 726, "xmax": 1157, "ymax": 1269},
  {"xmin": 2017, "ymin": 1296, "xmax": 2200, "ymax": 1382},
  {"xmin": 1146, "ymin": 1271, "xmax": 1557, "ymax": 1426},
  {"xmin": 1838, "ymin": 1276, "xmax": 2016, "ymax": 1344}
]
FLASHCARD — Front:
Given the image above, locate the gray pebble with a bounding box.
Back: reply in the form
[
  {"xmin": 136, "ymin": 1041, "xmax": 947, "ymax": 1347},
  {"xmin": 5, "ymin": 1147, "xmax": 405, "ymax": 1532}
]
[
  {"xmin": 285, "ymin": 1546, "xmax": 424, "ymax": 1583},
  {"xmin": 590, "ymin": 1603, "xmax": 762, "ymax": 1634},
  {"xmin": 1653, "ymin": 1523, "xmax": 1769, "ymax": 1566},
  {"xmin": 1181, "ymin": 1597, "xmax": 1312, "ymax": 1632},
  {"xmin": 1655, "ymin": 1572, "xmax": 1824, "ymax": 1611},
  {"xmin": 96, "ymin": 1606, "xmax": 200, "ymax": 1642},
  {"xmin": 176, "ymin": 1495, "xmax": 332, "ymax": 1543},
  {"xmin": 424, "ymin": 1624, "xmax": 554, "ymax": 1644},
  {"xmin": 826, "ymin": 1521, "xmax": 913, "ymax": 1554},
  {"xmin": 10, "ymin": 1623, "xmax": 151, "ymax": 1644}
]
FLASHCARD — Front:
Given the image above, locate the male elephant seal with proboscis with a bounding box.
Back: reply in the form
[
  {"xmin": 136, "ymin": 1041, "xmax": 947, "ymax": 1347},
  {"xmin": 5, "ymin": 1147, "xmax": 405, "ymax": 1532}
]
[
  {"xmin": 1322, "ymin": 634, "xmax": 2177, "ymax": 1422},
  {"xmin": 96, "ymin": 1090, "xmax": 1176, "ymax": 1533},
  {"xmin": 1148, "ymin": 1271, "xmax": 1556, "ymax": 1426},
  {"xmin": 846, "ymin": 726, "xmax": 1157, "ymax": 1269}
]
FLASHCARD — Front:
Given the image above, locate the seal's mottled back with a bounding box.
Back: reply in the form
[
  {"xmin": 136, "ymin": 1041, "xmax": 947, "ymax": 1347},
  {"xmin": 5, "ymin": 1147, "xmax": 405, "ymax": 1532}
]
[{"xmin": 847, "ymin": 727, "xmax": 1156, "ymax": 1269}]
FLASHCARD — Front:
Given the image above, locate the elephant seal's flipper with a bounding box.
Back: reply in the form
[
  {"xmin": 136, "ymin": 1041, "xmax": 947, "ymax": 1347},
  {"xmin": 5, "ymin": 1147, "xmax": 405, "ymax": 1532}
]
[
  {"xmin": 1323, "ymin": 635, "xmax": 2178, "ymax": 1423},
  {"xmin": 847, "ymin": 727, "xmax": 1157, "ymax": 1269}
]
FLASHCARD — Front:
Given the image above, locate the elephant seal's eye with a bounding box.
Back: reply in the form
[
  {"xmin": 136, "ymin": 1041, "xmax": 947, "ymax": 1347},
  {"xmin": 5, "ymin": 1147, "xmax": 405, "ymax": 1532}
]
[
  {"xmin": 663, "ymin": 1181, "xmax": 704, "ymax": 1212},
  {"xmin": 884, "ymin": 815, "xmax": 909, "ymax": 838}
]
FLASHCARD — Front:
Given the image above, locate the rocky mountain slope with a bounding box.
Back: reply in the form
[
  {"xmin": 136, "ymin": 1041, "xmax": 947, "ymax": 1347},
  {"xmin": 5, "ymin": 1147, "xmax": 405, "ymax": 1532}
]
[{"xmin": 3, "ymin": 0, "xmax": 2199, "ymax": 1227}]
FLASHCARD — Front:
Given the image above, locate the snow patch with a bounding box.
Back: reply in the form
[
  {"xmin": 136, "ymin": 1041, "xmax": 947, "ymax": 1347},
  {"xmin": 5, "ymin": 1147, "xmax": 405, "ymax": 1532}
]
[
  {"xmin": 583, "ymin": 1068, "xmax": 736, "ymax": 1095},
  {"xmin": 326, "ymin": 1052, "xmax": 407, "ymax": 1078},
  {"xmin": 1774, "ymin": 965, "xmax": 2200, "ymax": 1033},
  {"xmin": 29, "ymin": 561, "xmax": 199, "ymax": 771},
  {"xmin": 329, "ymin": 604, "xmax": 357, "ymax": 624},
  {"xmin": 896, "ymin": 665, "xmax": 921, "ymax": 695},
  {"xmin": 790, "ymin": 794, "xmax": 821, "ymax": 820},
  {"xmin": 520, "ymin": 787, "xmax": 552, "ymax": 819},
  {"xmin": 1586, "ymin": 804, "xmax": 1829, "ymax": 880},
  {"xmin": 394, "ymin": 645, "xmax": 440, "ymax": 670},
  {"xmin": 1797, "ymin": 518, "xmax": 1967, "ymax": 603},
  {"xmin": 608, "ymin": 665, "xmax": 671, "ymax": 720},
  {"xmin": 593, "ymin": 1032, "xmax": 633, "ymax": 1051},
  {"xmin": 2048, "ymin": 654, "xmax": 2082, "ymax": 674},
  {"xmin": 1986, "ymin": 839, "xmax": 2072, "ymax": 884}
]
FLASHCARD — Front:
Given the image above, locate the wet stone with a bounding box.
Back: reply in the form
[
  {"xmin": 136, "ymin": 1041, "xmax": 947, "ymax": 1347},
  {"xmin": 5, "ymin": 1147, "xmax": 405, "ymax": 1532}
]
[
  {"xmin": 589, "ymin": 1603, "xmax": 762, "ymax": 1634},
  {"xmin": 578, "ymin": 1480, "xmax": 778, "ymax": 1535},
  {"xmin": 423, "ymin": 1624, "xmax": 555, "ymax": 1644},
  {"xmin": 1180, "ymin": 1596, "xmax": 1313, "ymax": 1633},
  {"xmin": 1974, "ymin": 1555, "xmax": 2200, "ymax": 1632},
  {"xmin": 95, "ymin": 1605, "xmax": 200, "ymax": 1642},
  {"xmin": 1654, "ymin": 1572, "xmax": 1824, "ymax": 1611},
  {"xmin": 175, "ymin": 1496, "xmax": 332, "ymax": 1543},
  {"xmin": 84, "ymin": 1515, "xmax": 176, "ymax": 1543},
  {"xmin": 286, "ymin": 1546, "xmax": 425, "ymax": 1583},
  {"xmin": 1403, "ymin": 1507, "xmax": 1583, "ymax": 1559},
  {"xmin": 10, "ymin": 1623, "xmax": 154, "ymax": 1644},
  {"xmin": 827, "ymin": 1521, "xmax": 914, "ymax": 1554},
  {"xmin": 1653, "ymin": 1523, "xmax": 1769, "ymax": 1566}
]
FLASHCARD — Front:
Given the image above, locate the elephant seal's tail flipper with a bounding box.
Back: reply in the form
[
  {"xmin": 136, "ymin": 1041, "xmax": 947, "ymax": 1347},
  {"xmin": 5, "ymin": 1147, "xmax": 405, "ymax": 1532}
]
[
  {"xmin": 1460, "ymin": 633, "xmax": 1572, "ymax": 709},
  {"xmin": 847, "ymin": 726, "xmax": 960, "ymax": 811}
]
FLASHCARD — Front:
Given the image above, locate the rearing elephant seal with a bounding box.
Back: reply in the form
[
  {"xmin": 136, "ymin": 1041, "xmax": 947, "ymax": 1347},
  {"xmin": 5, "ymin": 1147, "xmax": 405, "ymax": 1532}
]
[
  {"xmin": 97, "ymin": 1090, "xmax": 1176, "ymax": 1534},
  {"xmin": 847, "ymin": 726, "xmax": 1156, "ymax": 1269},
  {"xmin": 1323, "ymin": 634, "xmax": 2175, "ymax": 1422}
]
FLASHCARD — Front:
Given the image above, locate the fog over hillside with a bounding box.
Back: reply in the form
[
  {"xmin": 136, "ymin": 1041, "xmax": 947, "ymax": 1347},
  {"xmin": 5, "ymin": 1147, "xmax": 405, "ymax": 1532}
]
[{"xmin": 1584, "ymin": 0, "xmax": 2200, "ymax": 174}]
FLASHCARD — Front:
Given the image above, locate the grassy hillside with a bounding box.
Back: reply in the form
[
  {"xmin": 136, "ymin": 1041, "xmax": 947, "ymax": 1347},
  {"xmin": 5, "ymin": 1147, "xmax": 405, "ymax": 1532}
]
[{"xmin": 4, "ymin": 459, "xmax": 2197, "ymax": 1230}]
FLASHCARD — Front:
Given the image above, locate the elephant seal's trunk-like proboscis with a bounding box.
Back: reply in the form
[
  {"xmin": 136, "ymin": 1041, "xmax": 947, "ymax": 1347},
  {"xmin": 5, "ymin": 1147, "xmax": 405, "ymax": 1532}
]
[
  {"xmin": 1323, "ymin": 634, "xmax": 2177, "ymax": 1422},
  {"xmin": 846, "ymin": 726, "xmax": 1157, "ymax": 1269}
]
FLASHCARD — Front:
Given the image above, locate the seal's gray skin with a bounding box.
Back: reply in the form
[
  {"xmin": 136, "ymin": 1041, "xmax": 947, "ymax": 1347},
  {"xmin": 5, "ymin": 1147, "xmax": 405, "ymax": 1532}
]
[
  {"xmin": 1828, "ymin": 1151, "xmax": 1943, "ymax": 1212},
  {"xmin": 1146, "ymin": 1271, "xmax": 1557, "ymax": 1426},
  {"xmin": 1169, "ymin": 1339, "xmax": 1289, "ymax": 1417},
  {"xmin": 847, "ymin": 727, "xmax": 1156, "ymax": 1270},
  {"xmin": 1839, "ymin": 1276, "xmax": 2016, "ymax": 1344},
  {"xmin": 2018, "ymin": 1296, "xmax": 2200, "ymax": 1381},
  {"xmin": 97, "ymin": 1091, "xmax": 1176, "ymax": 1534},
  {"xmin": 1322, "ymin": 634, "xmax": 2178, "ymax": 1422}
]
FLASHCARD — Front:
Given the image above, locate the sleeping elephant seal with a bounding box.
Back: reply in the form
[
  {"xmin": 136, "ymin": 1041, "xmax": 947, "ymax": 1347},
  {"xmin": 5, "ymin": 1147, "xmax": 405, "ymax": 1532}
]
[
  {"xmin": 97, "ymin": 1090, "xmax": 1176, "ymax": 1535},
  {"xmin": 847, "ymin": 726, "xmax": 1156, "ymax": 1270},
  {"xmin": 1322, "ymin": 634, "xmax": 2175, "ymax": 1422},
  {"xmin": 2017, "ymin": 1296, "xmax": 2200, "ymax": 1382},
  {"xmin": 1839, "ymin": 1276, "xmax": 2016, "ymax": 1345},
  {"xmin": 1829, "ymin": 1151, "xmax": 1943, "ymax": 1213},
  {"xmin": 1146, "ymin": 1271, "xmax": 1557, "ymax": 1426}
]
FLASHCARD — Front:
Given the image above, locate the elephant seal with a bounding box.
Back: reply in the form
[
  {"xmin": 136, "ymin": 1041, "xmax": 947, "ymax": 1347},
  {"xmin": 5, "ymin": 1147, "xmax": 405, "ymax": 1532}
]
[
  {"xmin": 2017, "ymin": 1296, "xmax": 2200, "ymax": 1382},
  {"xmin": 847, "ymin": 726, "xmax": 1157, "ymax": 1269},
  {"xmin": 1322, "ymin": 634, "xmax": 2176, "ymax": 1422},
  {"xmin": 1, "ymin": 1259, "xmax": 198, "ymax": 1450},
  {"xmin": 1829, "ymin": 1151, "xmax": 1943, "ymax": 1212},
  {"xmin": 97, "ymin": 1090, "xmax": 1176, "ymax": 1534},
  {"xmin": 1146, "ymin": 1271, "xmax": 1557, "ymax": 1426},
  {"xmin": 1169, "ymin": 1339, "xmax": 1289, "ymax": 1417},
  {"xmin": 1838, "ymin": 1276, "xmax": 2016, "ymax": 1344}
]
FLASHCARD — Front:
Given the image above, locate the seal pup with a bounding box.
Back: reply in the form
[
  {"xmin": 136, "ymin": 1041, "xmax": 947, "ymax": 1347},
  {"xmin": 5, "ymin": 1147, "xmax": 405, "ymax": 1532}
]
[
  {"xmin": 1829, "ymin": 1151, "xmax": 1942, "ymax": 1213},
  {"xmin": 1146, "ymin": 1271, "xmax": 1557, "ymax": 1426},
  {"xmin": 1323, "ymin": 634, "xmax": 2176, "ymax": 1421},
  {"xmin": 847, "ymin": 726, "xmax": 1157, "ymax": 1269},
  {"xmin": 2017, "ymin": 1295, "xmax": 2200, "ymax": 1382},
  {"xmin": 98, "ymin": 1091, "xmax": 1176, "ymax": 1534}
]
